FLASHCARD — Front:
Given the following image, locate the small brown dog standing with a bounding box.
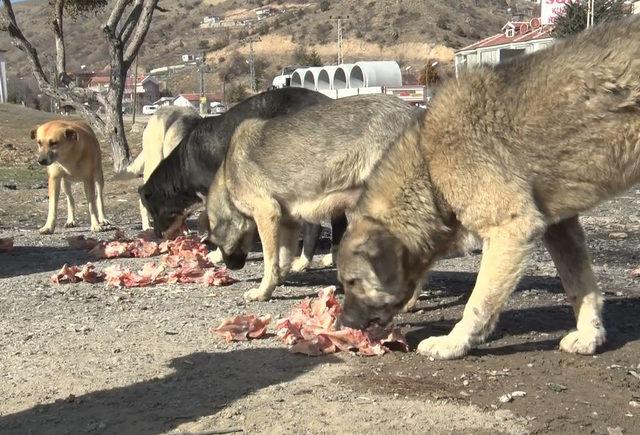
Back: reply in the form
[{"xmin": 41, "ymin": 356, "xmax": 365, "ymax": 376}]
[
  {"xmin": 31, "ymin": 120, "xmax": 109, "ymax": 234},
  {"xmin": 337, "ymin": 16, "xmax": 640, "ymax": 360}
]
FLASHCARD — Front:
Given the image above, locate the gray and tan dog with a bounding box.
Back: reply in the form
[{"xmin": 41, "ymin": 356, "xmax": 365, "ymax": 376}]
[
  {"xmin": 205, "ymin": 94, "xmax": 422, "ymax": 301},
  {"xmin": 337, "ymin": 16, "xmax": 640, "ymax": 360},
  {"xmin": 31, "ymin": 120, "xmax": 109, "ymax": 234}
]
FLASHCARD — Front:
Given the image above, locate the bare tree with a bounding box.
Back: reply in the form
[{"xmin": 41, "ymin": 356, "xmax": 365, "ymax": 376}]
[{"xmin": 0, "ymin": 0, "xmax": 165, "ymax": 172}]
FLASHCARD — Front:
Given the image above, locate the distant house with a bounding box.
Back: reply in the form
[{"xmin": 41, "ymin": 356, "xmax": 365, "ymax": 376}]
[
  {"xmin": 181, "ymin": 54, "xmax": 195, "ymax": 63},
  {"xmin": 173, "ymin": 93, "xmax": 223, "ymax": 112},
  {"xmin": 0, "ymin": 48, "xmax": 7, "ymax": 104},
  {"xmin": 203, "ymin": 15, "xmax": 221, "ymax": 24},
  {"xmin": 255, "ymin": 6, "xmax": 275, "ymax": 20},
  {"xmin": 88, "ymin": 74, "xmax": 160, "ymax": 112},
  {"xmin": 454, "ymin": 18, "xmax": 554, "ymax": 78},
  {"xmin": 153, "ymin": 96, "xmax": 175, "ymax": 107}
]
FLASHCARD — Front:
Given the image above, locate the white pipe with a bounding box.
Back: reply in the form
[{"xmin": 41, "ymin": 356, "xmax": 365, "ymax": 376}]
[
  {"xmin": 317, "ymin": 66, "xmax": 340, "ymax": 90},
  {"xmin": 302, "ymin": 67, "xmax": 323, "ymax": 90},
  {"xmin": 349, "ymin": 61, "xmax": 402, "ymax": 88},
  {"xmin": 333, "ymin": 64, "xmax": 355, "ymax": 89},
  {"xmin": 290, "ymin": 68, "xmax": 308, "ymax": 87}
]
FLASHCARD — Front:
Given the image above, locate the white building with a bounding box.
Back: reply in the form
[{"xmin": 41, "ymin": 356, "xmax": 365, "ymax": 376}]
[
  {"xmin": 454, "ymin": 18, "xmax": 554, "ymax": 78},
  {"xmin": 0, "ymin": 49, "xmax": 7, "ymax": 103}
]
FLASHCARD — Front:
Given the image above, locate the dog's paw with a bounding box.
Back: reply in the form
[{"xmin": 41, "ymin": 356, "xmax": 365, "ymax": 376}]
[
  {"xmin": 559, "ymin": 328, "xmax": 606, "ymax": 355},
  {"xmin": 90, "ymin": 223, "xmax": 105, "ymax": 233},
  {"xmin": 243, "ymin": 287, "xmax": 272, "ymax": 302},
  {"xmin": 39, "ymin": 226, "xmax": 54, "ymax": 235},
  {"xmin": 207, "ymin": 248, "xmax": 224, "ymax": 264},
  {"xmin": 417, "ymin": 335, "xmax": 470, "ymax": 360},
  {"xmin": 291, "ymin": 255, "xmax": 311, "ymax": 273},
  {"xmin": 64, "ymin": 220, "xmax": 77, "ymax": 228},
  {"xmin": 99, "ymin": 219, "xmax": 111, "ymax": 227},
  {"xmin": 320, "ymin": 253, "xmax": 334, "ymax": 268}
]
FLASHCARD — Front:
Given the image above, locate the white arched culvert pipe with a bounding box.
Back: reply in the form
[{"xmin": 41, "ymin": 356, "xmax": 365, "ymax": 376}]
[
  {"xmin": 302, "ymin": 67, "xmax": 323, "ymax": 90},
  {"xmin": 290, "ymin": 68, "xmax": 308, "ymax": 87},
  {"xmin": 333, "ymin": 64, "xmax": 355, "ymax": 89},
  {"xmin": 349, "ymin": 61, "xmax": 402, "ymax": 88},
  {"xmin": 317, "ymin": 66, "xmax": 340, "ymax": 90}
]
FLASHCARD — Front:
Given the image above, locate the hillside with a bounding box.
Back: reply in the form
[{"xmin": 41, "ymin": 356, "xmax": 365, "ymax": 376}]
[{"xmin": 0, "ymin": 0, "xmax": 537, "ymax": 100}]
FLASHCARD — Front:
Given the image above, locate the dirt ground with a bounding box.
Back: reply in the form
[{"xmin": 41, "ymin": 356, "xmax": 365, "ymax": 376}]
[{"xmin": 1, "ymin": 108, "xmax": 640, "ymax": 434}]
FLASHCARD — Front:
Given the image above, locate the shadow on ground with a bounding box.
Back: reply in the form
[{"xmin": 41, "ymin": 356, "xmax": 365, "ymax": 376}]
[
  {"xmin": 0, "ymin": 348, "xmax": 337, "ymax": 435},
  {"xmin": 404, "ymin": 297, "xmax": 640, "ymax": 356}
]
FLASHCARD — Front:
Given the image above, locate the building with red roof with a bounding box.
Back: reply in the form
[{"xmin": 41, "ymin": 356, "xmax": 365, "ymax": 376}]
[{"xmin": 454, "ymin": 18, "xmax": 555, "ymax": 78}]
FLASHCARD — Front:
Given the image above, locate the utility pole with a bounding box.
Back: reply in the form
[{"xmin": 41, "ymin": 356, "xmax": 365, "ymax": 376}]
[
  {"xmin": 329, "ymin": 15, "xmax": 349, "ymax": 65},
  {"xmin": 243, "ymin": 36, "xmax": 261, "ymax": 93},
  {"xmin": 197, "ymin": 50, "xmax": 211, "ymax": 115},
  {"xmin": 586, "ymin": 0, "xmax": 595, "ymax": 28},
  {"xmin": 132, "ymin": 54, "xmax": 138, "ymax": 124}
]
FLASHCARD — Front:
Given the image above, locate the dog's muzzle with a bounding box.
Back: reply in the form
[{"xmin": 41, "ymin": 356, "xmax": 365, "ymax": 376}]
[{"xmin": 223, "ymin": 250, "xmax": 248, "ymax": 270}]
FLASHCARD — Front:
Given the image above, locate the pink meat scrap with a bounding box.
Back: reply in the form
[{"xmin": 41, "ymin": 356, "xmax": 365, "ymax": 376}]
[
  {"xmin": 276, "ymin": 287, "xmax": 409, "ymax": 356},
  {"xmin": 66, "ymin": 235, "xmax": 99, "ymax": 250},
  {"xmin": 89, "ymin": 238, "xmax": 160, "ymax": 259},
  {"xmin": 166, "ymin": 262, "xmax": 236, "ymax": 286},
  {"xmin": 630, "ymin": 266, "xmax": 640, "ymax": 278},
  {"xmin": 103, "ymin": 262, "xmax": 165, "ymax": 288},
  {"xmin": 104, "ymin": 261, "xmax": 235, "ymax": 288},
  {"xmin": 51, "ymin": 263, "xmax": 103, "ymax": 284},
  {"xmin": 159, "ymin": 235, "xmax": 212, "ymax": 267},
  {"xmin": 0, "ymin": 237, "xmax": 14, "ymax": 253},
  {"xmin": 212, "ymin": 314, "xmax": 272, "ymax": 342}
]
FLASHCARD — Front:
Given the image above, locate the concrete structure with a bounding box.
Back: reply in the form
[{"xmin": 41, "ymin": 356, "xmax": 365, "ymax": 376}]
[
  {"xmin": 0, "ymin": 49, "xmax": 7, "ymax": 104},
  {"xmin": 290, "ymin": 68, "xmax": 308, "ymax": 87},
  {"xmin": 333, "ymin": 64, "xmax": 355, "ymax": 89},
  {"xmin": 349, "ymin": 61, "xmax": 402, "ymax": 88},
  {"xmin": 454, "ymin": 18, "xmax": 554, "ymax": 78},
  {"xmin": 302, "ymin": 67, "xmax": 323, "ymax": 90},
  {"xmin": 317, "ymin": 66, "xmax": 340, "ymax": 90}
]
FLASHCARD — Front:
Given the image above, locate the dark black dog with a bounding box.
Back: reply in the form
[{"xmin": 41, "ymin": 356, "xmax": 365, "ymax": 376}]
[{"xmin": 139, "ymin": 87, "xmax": 346, "ymax": 268}]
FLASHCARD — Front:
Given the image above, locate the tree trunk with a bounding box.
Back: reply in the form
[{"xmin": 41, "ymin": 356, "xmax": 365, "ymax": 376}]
[{"xmin": 104, "ymin": 62, "xmax": 129, "ymax": 172}]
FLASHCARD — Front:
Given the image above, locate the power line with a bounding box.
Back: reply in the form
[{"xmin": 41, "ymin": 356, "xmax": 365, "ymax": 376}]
[{"xmin": 242, "ymin": 35, "xmax": 261, "ymax": 93}]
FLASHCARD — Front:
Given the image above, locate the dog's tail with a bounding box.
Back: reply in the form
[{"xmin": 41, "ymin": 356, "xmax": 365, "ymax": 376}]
[{"xmin": 113, "ymin": 152, "xmax": 145, "ymax": 180}]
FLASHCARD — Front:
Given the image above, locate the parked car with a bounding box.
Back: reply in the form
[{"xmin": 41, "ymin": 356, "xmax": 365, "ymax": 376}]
[
  {"xmin": 210, "ymin": 102, "xmax": 227, "ymax": 115},
  {"xmin": 142, "ymin": 104, "xmax": 159, "ymax": 115}
]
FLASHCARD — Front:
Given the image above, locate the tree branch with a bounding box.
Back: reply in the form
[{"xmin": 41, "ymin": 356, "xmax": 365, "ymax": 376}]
[
  {"xmin": 51, "ymin": 0, "xmax": 65, "ymax": 78},
  {"xmin": 118, "ymin": 0, "xmax": 142, "ymax": 43},
  {"xmin": 103, "ymin": 0, "xmax": 132, "ymax": 41},
  {"xmin": 123, "ymin": 0, "xmax": 158, "ymax": 67}
]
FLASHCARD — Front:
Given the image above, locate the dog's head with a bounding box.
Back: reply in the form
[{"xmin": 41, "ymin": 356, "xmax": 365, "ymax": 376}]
[
  {"xmin": 138, "ymin": 183, "xmax": 190, "ymax": 239},
  {"xmin": 31, "ymin": 123, "xmax": 79, "ymax": 166},
  {"xmin": 204, "ymin": 175, "xmax": 256, "ymax": 270},
  {"xmin": 337, "ymin": 216, "xmax": 426, "ymax": 330}
]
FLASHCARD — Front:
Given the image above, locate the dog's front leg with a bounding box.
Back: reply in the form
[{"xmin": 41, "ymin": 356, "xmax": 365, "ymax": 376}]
[
  {"xmin": 61, "ymin": 178, "xmax": 77, "ymax": 228},
  {"xmin": 244, "ymin": 206, "xmax": 282, "ymax": 302},
  {"xmin": 83, "ymin": 179, "xmax": 103, "ymax": 232},
  {"xmin": 544, "ymin": 216, "xmax": 606, "ymax": 354},
  {"xmin": 417, "ymin": 214, "xmax": 545, "ymax": 360},
  {"xmin": 40, "ymin": 175, "xmax": 61, "ymax": 234}
]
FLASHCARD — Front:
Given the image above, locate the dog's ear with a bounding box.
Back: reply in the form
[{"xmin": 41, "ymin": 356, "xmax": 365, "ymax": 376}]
[
  {"xmin": 30, "ymin": 127, "xmax": 38, "ymax": 140},
  {"xmin": 64, "ymin": 128, "xmax": 78, "ymax": 141}
]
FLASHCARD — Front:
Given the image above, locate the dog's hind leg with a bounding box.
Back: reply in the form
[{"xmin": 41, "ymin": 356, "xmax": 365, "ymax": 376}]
[
  {"xmin": 95, "ymin": 168, "xmax": 110, "ymax": 226},
  {"xmin": 544, "ymin": 216, "xmax": 606, "ymax": 355},
  {"xmin": 61, "ymin": 177, "xmax": 76, "ymax": 228},
  {"xmin": 278, "ymin": 221, "xmax": 301, "ymax": 283},
  {"xmin": 244, "ymin": 201, "xmax": 283, "ymax": 302},
  {"xmin": 322, "ymin": 213, "xmax": 348, "ymax": 267},
  {"xmin": 40, "ymin": 175, "xmax": 61, "ymax": 234},
  {"xmin": 417, "ymin": 210, "xmax": 545, "ymax": 360},
  {"xmin": 291, "ymin": 222, "xmax": 321, "ymax": 272}
]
